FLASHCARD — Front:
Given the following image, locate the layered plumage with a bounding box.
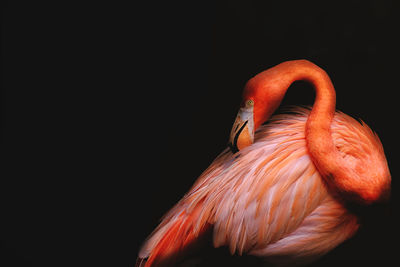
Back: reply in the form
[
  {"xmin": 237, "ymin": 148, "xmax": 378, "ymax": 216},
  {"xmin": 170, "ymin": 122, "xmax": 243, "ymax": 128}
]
[
  {"xmin": 137, "ymin": 60, "xmax": 390, "ymax": 267},
  {"xmin": 137, "ymin": 107, "xmax": 387, "ymax": 266}
]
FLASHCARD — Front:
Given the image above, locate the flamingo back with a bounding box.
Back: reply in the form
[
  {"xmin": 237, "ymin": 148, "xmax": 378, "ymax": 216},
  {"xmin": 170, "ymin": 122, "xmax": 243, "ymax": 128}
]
[{"xmin": 138, "ymin": 107, "xmax": 387, "ymax": 266}]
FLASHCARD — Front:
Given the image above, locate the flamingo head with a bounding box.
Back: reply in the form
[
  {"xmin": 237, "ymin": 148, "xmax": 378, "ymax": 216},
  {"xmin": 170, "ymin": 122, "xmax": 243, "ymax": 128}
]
[{"xmin": 228, "ymin": 73, "xmax": 286, "ymax": 153}]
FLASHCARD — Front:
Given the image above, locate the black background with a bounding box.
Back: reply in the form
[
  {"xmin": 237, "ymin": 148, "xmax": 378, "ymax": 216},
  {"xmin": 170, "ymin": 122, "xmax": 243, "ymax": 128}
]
[{"xmin": 2, "ymin": 1, "xmax": 399, "ymax": 266}]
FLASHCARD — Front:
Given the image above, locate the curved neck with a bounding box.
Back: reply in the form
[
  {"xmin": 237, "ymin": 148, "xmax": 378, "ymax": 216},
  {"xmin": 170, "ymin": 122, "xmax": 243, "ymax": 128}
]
[
  {"xmin": 264, "ymin": 60, "xmax": 338, "ymax": 174},
  {"xmin": 247, "ymin": 60, "xmax": 347, "ymax": 196},
  {"xmin": 240, "ymin": 60, "xmax": 389, "ymax": 204},
  {"xmin": 246, "ymin": 60, "xmax": 336, "ymax": 130}
]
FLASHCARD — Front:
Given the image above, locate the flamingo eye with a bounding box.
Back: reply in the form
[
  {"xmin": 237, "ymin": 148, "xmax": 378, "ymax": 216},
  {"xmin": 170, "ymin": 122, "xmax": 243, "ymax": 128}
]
[{"xmin": 246, "ymin": 99, "xmax": 254, "ymax": 107}]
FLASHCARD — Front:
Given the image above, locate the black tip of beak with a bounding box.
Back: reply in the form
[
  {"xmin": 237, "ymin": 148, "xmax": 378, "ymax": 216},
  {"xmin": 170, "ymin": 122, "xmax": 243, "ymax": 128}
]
[
  {"xmin": 228, "ymin": 142, "xmax": 239, "ymax": 154},
  {"xmin": 228, "ymin": 120, "xmax": 248, "ymax": 154}
]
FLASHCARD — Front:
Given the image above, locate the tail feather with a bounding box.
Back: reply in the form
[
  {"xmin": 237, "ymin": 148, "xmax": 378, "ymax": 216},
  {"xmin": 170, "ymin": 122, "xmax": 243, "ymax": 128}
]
[{"xmin": 137, "ymin": 203, "xmax": 211, "ymax": 267}]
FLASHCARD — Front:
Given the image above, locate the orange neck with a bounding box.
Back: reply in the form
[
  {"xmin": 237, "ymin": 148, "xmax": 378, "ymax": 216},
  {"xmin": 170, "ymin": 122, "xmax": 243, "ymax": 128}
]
[
  {"xmin": 244, "ymin": 60, "xmax": 336, "ymax": 131},
  {"xmin": 245, "ymin": 60, "xmax": 380, "ymax": 203}
]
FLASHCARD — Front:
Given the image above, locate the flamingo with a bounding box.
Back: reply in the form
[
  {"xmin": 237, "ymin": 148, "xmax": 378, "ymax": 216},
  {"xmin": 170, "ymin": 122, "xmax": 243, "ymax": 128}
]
[{"xmin": 136, "ymin": 60, "xmax": 391, "ymax": 266}]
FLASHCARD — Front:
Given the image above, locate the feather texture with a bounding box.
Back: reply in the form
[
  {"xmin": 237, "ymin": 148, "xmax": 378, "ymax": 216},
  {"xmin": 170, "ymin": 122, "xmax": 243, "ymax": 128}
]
[{"xmin": 137, "ymin": 107, "xmax": 388, "ymax": 266}]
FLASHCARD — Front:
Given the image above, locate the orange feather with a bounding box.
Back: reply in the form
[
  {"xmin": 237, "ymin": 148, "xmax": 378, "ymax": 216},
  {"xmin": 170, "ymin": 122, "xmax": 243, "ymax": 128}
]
[{"xmin": 137, "ymin": 60, "xmax": 390, "ymax": 266}]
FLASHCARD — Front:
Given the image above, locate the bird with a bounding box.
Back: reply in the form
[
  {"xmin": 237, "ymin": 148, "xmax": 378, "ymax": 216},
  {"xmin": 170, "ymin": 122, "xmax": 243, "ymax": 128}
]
[{"xmin": 136, "ymin": 60, "xmax": 391, "ymax": 266}]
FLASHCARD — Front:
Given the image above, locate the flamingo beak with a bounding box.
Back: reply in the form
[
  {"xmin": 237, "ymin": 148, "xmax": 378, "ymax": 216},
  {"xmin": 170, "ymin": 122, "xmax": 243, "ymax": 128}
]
[{"xmin": 228, "ymin": 104, "xmax": 255, "ymax": 153}]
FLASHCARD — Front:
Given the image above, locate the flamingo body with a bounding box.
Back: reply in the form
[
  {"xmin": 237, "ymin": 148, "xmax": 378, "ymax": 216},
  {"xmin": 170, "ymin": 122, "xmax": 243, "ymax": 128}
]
[
  {"xmin": 138, "ymin": 108, "xmax": 387, "ymax": 266},
  {"xmin": 137, "ymin": 61, "xmax": 390, "ymax": 267}
]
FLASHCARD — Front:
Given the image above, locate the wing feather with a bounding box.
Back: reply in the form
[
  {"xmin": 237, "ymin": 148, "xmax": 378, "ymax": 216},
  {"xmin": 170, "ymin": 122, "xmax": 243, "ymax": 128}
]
[{"xmin": 138, "ymin": 107, "xmax": 361, "ymax": 265}]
